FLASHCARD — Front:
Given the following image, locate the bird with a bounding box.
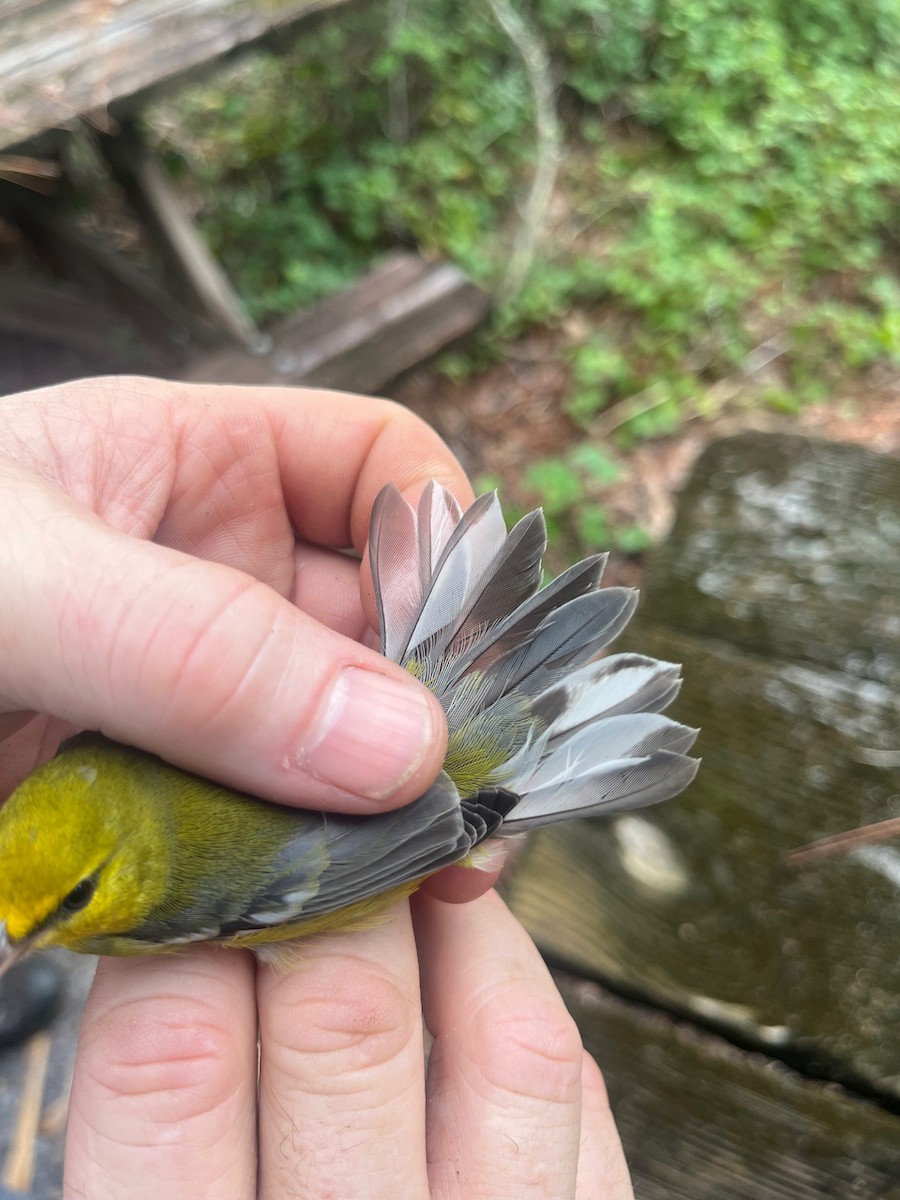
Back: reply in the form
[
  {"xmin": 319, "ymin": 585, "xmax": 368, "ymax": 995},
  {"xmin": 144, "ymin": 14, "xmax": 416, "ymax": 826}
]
[{"xmin": 0, "ymin": 480, "xmax": 699, "ymax": 972}]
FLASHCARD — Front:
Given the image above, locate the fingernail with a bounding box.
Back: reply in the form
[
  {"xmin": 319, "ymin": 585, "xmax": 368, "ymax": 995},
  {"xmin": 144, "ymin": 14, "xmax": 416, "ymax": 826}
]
[{"xmin": 302, "ymin": 668, "xmax": 437, "ymax": 800}]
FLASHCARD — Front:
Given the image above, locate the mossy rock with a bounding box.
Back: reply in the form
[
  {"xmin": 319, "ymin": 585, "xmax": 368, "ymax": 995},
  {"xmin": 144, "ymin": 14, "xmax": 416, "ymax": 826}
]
[{"xmin": 508, "ymin": 433, "xmax": 900, "ymax": 1101}]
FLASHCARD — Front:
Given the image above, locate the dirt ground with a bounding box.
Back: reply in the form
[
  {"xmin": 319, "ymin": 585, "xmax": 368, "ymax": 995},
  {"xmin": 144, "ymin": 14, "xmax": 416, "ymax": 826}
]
[{"xmin": 393, "ymin": 342, "xmax": 900, "ymax": 585}]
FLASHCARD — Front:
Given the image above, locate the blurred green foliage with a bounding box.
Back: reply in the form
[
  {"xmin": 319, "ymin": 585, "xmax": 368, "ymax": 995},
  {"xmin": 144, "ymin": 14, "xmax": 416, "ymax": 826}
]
[
  {"xmin": 156, "ymin": 4, "xmax": 534, "ymax": 317},
  {"xmin": 153, "ymin": 0, "xmax": 900, "ymax": 553},
  {"xmin": 478, "ymin": 439, "xmax": 651, "ymax": 567}
]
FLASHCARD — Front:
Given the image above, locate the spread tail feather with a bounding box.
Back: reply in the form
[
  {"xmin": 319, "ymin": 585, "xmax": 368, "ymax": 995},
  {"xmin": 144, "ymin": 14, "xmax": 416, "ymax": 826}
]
[{"xmin": 369, "ymin": 483, "xmax": 700, "ymax": 838}]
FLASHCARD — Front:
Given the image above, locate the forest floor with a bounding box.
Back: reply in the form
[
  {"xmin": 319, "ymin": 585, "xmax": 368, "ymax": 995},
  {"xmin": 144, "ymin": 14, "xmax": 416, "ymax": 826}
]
[{"xmin": 393, "ymin": 335, "xmax": 900, "ymax": 585}]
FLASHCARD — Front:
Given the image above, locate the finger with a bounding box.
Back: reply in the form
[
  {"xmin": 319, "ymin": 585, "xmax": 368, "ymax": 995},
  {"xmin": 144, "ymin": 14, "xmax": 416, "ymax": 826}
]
[
  {"xmin": 420, "ymin": 841, "xmax": 508, "ymax": 903},
  {"xmin": 257, "ymin": 384, "xmax": 474, "ymax": 551},
  {"xmin": 0, "ymin": 714, "xmax": 71, "ymax": 799},
  {"xmin": 2, "ymin": 377, "xmax": 473, "ymax": 578},
  {"xmin": 575, "ymin": 1053, "xmax": 634, "ymax": 1200},
  {"xmin": 177, "ymin": 382, "xmax": 474, "ymax": 631},
  {"xmin": 415, "ymin": 890, "xmax": 583, "ymax": 1199},
  {"xmin": 256, "ymin": 904, "xmax": 429, "ymax": 1200},
  {"xmin": 290, "ymin": 543, "xmax": 369, "ymax": 640},
  {"xmin": 0, "ymin": 465, "xmax": 446, "ymax": 811},
  {"xmin": 0, "ymin": 377, "xmax": 470, "ymax": 808},
  {"xmin": 64, "ymin": 947, "xmax": 257, "ymax": 1200}
]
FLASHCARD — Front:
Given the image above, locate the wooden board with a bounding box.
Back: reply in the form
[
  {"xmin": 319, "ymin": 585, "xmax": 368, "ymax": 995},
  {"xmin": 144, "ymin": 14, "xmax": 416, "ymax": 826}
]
[
  {"xmin": 555, "ymin": 972, "xmax": 900, "ymax": 1200},
  {"xmin": 507, "ymin": 433, "xmax": 900, "ymax": 1101},
  {"xmin": 0, "ymin": 178, "xmax": 222, "ymax": 350},
  {"xmin": 0, "ymin": 0, "xmax": 350, "ymax": 150},
  {"xmin": 99, "ymin": 119, "xmax": 262, "ymax": 349},
  {"xmin": 644, "ymin": 433, "xmax": 900, "ymax": 690},
  {"xmin": 186, "ymin": 252, "xmax": 491, "ymax": 393},
  {"xmin": 0, "ymin": 274, "xmax": 175, "ymax": 396},
  {"xmin": 0, "ymin": 273, "xmax": 172, "ymax": 363}
]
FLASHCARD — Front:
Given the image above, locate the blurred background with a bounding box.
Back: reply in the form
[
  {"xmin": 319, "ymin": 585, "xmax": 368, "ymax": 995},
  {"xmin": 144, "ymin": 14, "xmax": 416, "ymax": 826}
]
[
  {"xmin": 157, "ymin": 0, "xmax": 900, "ymax": 557},
  {"xmin": 1, "ymin": 2, "xmax": 899, "ymax": 1196},
  {"xmin": 3, "ymin": 0, "xmax": 900, "ymax": 553}
]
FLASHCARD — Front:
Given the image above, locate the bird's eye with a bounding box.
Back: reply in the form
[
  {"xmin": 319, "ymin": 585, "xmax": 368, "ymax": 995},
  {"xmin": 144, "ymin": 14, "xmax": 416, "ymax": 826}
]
[{"xmin": 60, "ymin": 876, "xmax": 97, "ymax": 916}]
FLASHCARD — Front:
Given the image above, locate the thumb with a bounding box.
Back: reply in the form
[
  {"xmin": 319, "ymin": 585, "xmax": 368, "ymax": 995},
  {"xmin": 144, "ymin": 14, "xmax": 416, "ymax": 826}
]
[{"xmin": 1, "ymin": 471, "xmax": 447, "ymax": 811}]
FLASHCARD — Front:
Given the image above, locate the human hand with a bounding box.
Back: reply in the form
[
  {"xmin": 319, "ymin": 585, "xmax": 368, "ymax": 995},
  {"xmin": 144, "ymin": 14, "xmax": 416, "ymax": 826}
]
[
  {"xmin": 64, "ymin": 888, "xmax": 633, "ymax": 1198},
  {"xmin": 0, "ymin": 375, "xmax": 632, "ymax": 1196},
  {"xmin": 0, "ymin": 375, "xmax": 461, "ymax": 815}
]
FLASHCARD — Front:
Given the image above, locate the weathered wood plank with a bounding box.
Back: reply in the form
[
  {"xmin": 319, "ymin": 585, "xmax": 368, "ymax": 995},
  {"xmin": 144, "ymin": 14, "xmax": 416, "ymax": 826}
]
[
  {"xmin": 644, "ymin": 433, "xmax": 900, "ymax": 690},
  {"xmin": 186, "ymin": 252, "xmax": 491, "ymax": 393},
  {"xmin": 98, "ymin": 119, "xmax": 261, "ymax": 350},
  {"xmin": 0, "ymin": 179, "xmax": 219, "ymax": 348},
  {"xmin": 507, "ymin": 434, "xmax": 900, "ymax": 1100},
  {"xmin": 556, "ymin": 972, "xmax": 900, "ymax": 1200},
  {"xmin": 0, "ymin": 274, "xmax": 156, "ymax": 363},
  {"xmin": 0, "ymin": 274, "xmax": 174, "ymax": 395},
  {"xmin": 0, "ymin": 0, "xmax": 350, "ymax": 150}
]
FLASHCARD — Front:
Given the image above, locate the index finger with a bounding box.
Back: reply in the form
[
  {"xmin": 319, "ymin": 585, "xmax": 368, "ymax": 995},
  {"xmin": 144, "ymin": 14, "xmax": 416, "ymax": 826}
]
[
  {"xmin": 162, "ymin": 379, "xmax": 474, "ymax": 551},
  {"xmin": 167, "ymin": 380, "xmax": 475, "ymax": 633}
]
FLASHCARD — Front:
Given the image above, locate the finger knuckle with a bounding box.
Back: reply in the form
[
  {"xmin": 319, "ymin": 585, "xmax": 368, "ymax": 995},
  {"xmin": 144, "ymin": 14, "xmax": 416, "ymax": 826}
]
[
  {"xmin": 265, "ymin": 957, "xmax": 417, "ymax": 1090},
  {"xmin": 120, "ymin": 570, "xmax": 290, "ymax": 737},
  {"xmin": 373, "ymin": 405, "xmax": 465, "ymax": 492},
  {"xmin": 81, "ymin": 993, "xmax": 242, "ymax": 1125},
  {"xmin": 471, "ymin": 987, "xmax": 584, "ymax": 1104}
]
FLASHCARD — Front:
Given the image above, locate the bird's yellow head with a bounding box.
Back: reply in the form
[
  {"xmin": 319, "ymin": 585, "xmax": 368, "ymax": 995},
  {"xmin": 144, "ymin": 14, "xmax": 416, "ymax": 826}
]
[{"xmin": 0, "ymin": 737, "xmax": 167, "ymax": 971}]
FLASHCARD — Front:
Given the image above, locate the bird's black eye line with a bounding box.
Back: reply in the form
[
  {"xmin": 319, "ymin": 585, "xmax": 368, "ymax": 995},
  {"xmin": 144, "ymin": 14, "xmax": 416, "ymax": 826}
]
[
  {"xmin": 59, "ymin": 875, "xmax": 97, "ymax": 916},
  {"xmin": 23, "ymin": 869, "xmax": 104, "ymax": 942}
]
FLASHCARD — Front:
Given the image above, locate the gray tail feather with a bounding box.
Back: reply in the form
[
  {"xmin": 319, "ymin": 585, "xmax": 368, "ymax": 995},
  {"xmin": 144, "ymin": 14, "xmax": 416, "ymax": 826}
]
[
  {"xmin": 369, "ymin": 482, "xmax": 700, "ymax": 834},
  {"xmin": 500, "ymin": 711, "xmax": 699, "ymax": 831},
  {"xmin": 500, "ymin": 751, "xmax": 701, "ymax": 833},
  {"xmin": 451, "ymin": 553, "xmax": 607, "ymax": 680},
  {"xmin": 473, "ymin": 587, "xmax": 640, "ymax": 709}
]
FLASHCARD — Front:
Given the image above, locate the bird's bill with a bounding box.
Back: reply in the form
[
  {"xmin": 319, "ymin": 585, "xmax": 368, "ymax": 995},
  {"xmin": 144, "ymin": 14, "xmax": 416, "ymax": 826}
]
[{"xmin": 0, "ymin": 920, "xmax": 32, "ymax": 978}]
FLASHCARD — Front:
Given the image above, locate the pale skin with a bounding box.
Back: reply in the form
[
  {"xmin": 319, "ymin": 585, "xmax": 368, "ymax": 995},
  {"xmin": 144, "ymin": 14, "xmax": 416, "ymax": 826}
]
[{"xmin": 0, "ymin": 375, "xmax": 634, "ymax": 1199}]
